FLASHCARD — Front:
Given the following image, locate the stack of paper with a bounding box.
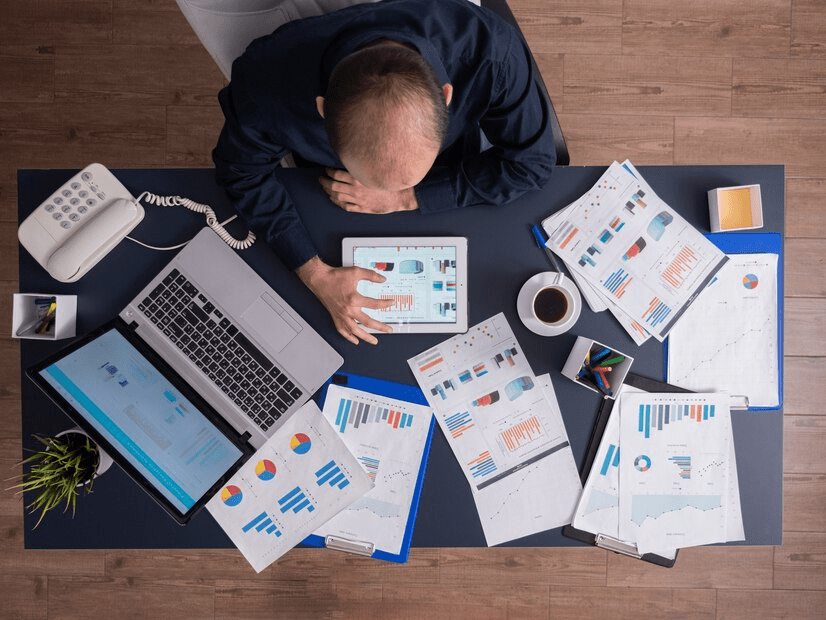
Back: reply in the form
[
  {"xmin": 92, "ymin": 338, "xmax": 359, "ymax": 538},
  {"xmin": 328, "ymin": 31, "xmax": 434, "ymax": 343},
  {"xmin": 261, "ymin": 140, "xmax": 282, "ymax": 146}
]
[
  {"xmin": 572, "ymin": 387, "xmax": 744, "ymax": 557},
  {"xmin": 407, "ymin": 312, "xmax": 582, "ymax": 546},
  {"xmin": 206, "ymin": 401, "xmax": 374, "ymax": 572},
  {"xmin": 311, "ymin": 384, "xmax": 433, "ymax": 558},
  {"xmin": 542, "ymin": 161, "xmax": 729, "ymax": 345}
]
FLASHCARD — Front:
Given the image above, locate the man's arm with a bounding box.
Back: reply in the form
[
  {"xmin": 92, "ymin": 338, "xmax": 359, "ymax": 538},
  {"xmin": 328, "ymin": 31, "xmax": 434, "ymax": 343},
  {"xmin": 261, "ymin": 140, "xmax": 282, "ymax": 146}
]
[
  {"xmin": 212, "ymin": 86, "xmax": 318, "ymax": 272},
  {"xmin": 296, "ymin": 256, "xmax": 394, "ymax": 345},
  {"xmin": 214, "ymin": 87, "xmax": 394, "ymax": 344}
]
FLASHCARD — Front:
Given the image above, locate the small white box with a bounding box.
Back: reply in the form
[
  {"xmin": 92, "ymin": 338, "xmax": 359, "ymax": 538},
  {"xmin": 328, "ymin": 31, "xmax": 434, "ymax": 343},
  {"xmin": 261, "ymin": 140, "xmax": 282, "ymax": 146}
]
[
  {"xmin": 561, "ymin": 336, "xmax": 633, "ymax": 399},
  {"xmin": 12, "ymin": 293, "xmax": 77, "ymax": 340},
  {"xmin": 708, "ymin": 184, "xmax": 763, "ymax": 232}
]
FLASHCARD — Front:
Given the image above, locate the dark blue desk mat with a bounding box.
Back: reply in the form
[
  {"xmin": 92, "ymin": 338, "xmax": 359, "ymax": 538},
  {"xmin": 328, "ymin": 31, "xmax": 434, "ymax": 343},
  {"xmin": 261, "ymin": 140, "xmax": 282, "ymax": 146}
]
[{"xmin": 17, "ymin": 165, "xmax": 784, "ymax": 549}]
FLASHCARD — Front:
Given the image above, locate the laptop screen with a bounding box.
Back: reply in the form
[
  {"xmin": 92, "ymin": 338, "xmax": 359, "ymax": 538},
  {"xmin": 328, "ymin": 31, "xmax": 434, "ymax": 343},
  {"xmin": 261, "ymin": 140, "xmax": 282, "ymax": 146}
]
[{"xmin": 32, "ymin": 322, "xmax": 248, "ymax": 521}]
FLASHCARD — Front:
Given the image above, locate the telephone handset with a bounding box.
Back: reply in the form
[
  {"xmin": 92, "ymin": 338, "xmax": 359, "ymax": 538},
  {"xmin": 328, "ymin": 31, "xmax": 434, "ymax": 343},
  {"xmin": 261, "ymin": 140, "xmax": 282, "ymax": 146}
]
[
  {"xmin": 18, "ymin": 163, "xmax": 256, "ymax": 283},
  {"xmin": 18, "ymin": 163, "xmax": 145, "ymax": 283}
]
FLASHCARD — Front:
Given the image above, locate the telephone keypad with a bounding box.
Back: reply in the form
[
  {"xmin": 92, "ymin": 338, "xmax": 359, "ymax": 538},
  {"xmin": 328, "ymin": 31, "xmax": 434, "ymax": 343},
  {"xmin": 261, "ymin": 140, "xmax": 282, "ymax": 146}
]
[{"xmin": 39, "ymin": 168, "xmax": 108, "ymax": 232}]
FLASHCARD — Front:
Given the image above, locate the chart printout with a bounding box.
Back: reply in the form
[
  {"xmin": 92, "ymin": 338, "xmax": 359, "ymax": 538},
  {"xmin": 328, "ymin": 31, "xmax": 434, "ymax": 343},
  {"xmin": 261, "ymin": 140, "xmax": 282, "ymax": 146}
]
[
  {"xmin": 408, "ymin": 313, "xmax": 574, "ymax": 491},
  {"xmin": 543, "ymin": 161, "xmax": 728, "ymax": 342},
  {"xmin": 312, "ymin": 384, "xmax": 432, "ymax": 556},
  {"xmin": 472, "ymin": 374, "xmax": 582, "ymax": 546},
  {"xmin": 353, "ymin": 244, "xmax": 458, "ymax": 324},
  {"xmin": 667, "ymin": 254, "xmax": 780, "ymax": 408},
  {"xmin": 617, "ymin": 392, "xmax": 740, "ymax": 555},
  {"xmin": 206, "ymin": 401, "xmax": 373, "ymax": 572}
]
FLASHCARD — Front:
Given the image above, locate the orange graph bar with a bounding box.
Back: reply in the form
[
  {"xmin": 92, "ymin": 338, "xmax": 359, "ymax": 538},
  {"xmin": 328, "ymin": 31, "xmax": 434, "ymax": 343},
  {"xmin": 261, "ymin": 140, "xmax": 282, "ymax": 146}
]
[
  {"xmin": 381, "ymin": 294, "xmax": 414, "ymax": 312},
  {"xmin": 418, "ymin": 356, "xmax": 444, "ymax": 372},
  {"xmin": 662, "ymin": 246, "xmax": 698, "ymax": 288},
  {"xmin": 468, "ymin": 450, "xmax": 492, "ymax": 466},
  {"xmin": 500, "ymin": 417, "xmax": 543, "ymax": 452},
  {"xmin": 559, "ymin": 227, "xmax": 579, "ymax": 249}
]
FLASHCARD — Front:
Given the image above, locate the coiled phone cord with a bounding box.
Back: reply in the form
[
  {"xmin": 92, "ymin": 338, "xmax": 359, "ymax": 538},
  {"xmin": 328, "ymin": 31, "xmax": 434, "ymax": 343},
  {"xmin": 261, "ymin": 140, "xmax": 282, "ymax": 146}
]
[{"xmin": 132, "ymin": 191, "xmax": 256, "ymax": 251}]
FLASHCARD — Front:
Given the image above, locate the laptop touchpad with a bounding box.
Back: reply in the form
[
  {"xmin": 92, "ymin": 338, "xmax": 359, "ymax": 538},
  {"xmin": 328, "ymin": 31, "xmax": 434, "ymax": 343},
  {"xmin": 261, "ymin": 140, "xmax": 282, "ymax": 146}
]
[{"xmin": 241, "ymin": 294, "xmax": 300, "ymax": 353}]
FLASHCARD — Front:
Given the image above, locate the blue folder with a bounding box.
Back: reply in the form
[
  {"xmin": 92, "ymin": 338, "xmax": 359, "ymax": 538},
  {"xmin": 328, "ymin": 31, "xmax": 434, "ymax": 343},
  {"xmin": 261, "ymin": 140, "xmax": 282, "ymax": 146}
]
[
  {"xmin": 301, "ymin": 371, "xmax": 435, "ymax": 563},
  {"xmin": 664, "ymin": 231, "xmax": 783, "ymax": 411}
]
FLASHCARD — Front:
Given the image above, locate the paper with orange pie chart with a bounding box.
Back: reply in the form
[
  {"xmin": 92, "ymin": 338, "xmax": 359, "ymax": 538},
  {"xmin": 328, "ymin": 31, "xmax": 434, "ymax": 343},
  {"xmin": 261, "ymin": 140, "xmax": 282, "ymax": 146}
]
[{"xmin": 206, "ymin": 400, "xmax": 373, "ymax": 572}]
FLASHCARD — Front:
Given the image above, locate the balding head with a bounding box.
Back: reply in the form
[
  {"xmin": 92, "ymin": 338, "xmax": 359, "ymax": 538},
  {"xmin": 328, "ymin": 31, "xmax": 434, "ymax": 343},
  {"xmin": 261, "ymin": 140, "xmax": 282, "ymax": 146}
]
[{"xmin": 318, "ymin": 43, "xmax": 451, "ymax": 191}]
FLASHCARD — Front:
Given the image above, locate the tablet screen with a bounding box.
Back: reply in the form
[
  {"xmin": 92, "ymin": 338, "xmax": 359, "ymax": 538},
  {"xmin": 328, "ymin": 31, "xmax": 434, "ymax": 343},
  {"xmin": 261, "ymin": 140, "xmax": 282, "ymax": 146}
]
[{"xmin": 342, "ymin": 237, "xmax": 468, "ymax": 333}]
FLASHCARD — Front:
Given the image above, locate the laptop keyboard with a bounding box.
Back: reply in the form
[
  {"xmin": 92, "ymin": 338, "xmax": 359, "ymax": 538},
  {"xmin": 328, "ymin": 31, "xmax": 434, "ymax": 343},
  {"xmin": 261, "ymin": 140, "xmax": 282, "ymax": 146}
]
[{"xmin": 138, "ymin": 268, "xmax": 302, "ymax": 432}]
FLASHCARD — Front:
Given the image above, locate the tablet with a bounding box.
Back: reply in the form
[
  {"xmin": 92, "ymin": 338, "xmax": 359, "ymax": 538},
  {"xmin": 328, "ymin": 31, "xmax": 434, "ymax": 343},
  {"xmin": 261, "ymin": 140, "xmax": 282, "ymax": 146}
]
[
  {"xmin": 342, "ymin": 237, "xmax": 468, "ymax": 334},
  {"xmin": 27, "ymin": 319, "xmax": 254, "ymax": 525}
]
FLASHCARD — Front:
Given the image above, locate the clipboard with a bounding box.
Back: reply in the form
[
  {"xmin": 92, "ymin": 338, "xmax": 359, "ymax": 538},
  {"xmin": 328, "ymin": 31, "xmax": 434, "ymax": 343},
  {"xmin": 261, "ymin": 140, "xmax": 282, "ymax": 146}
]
[
  {"xmin": 561, "ymin": 372, "xmax": 692, "ymax": 567},
  {"xmin": 301, "ymin": 371, "xmax": 435, "ymax": 563},
  {"xmin": 664, "ymin": 231, "xmax": 783, "ymax": 410}
]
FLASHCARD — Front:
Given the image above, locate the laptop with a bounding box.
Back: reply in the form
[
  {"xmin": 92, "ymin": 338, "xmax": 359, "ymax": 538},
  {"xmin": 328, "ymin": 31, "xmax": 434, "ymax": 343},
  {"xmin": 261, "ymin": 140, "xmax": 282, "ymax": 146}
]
[{"xmin": 27, "ymin": 227, "xmax": 343, "ymax": 522}]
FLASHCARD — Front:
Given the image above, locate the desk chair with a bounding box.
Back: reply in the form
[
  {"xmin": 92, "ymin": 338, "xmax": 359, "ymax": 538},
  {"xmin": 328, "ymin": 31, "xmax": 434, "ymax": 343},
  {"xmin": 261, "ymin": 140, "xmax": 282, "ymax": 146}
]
[{"xmin": 176, "ymin": 0, "xmax": 568, "ymax": 165}]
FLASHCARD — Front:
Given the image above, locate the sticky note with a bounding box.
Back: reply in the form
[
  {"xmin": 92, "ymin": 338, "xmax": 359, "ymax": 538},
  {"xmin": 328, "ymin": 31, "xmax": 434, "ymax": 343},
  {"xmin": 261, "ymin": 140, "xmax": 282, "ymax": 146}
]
[{"xmin": 718, "ymin": 188, "xmax": 753, "ymax": 229}]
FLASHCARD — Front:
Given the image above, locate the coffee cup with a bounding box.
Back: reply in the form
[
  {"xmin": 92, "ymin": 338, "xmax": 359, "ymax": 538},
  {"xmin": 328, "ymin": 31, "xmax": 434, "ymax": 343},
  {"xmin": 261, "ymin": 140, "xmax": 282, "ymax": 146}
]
[{"xmin": 517, "ymin": 272, "xmax": 582, "ymax": 336}]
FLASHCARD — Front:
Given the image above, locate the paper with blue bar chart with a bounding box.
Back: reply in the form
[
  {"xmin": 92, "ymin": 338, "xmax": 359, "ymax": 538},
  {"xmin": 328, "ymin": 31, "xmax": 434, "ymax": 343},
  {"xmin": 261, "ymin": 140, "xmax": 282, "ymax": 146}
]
[
  {"xmin": 542, "ymin": 160, "xmax": 728, "ymax": 343},
  {"xmin": 617, "ymin": 391, "xmax": 743, "ymax": 555},
  {"xmin": 408, "ymin": 313, "xmax": 582, "ymax": 545},
  {"xmin": 206, "ymin": 401, "xmax": 373, "ymax": 572},
  {"xmin": 310, "ymin": 384, "xmax": 432, "ymax": 557}
]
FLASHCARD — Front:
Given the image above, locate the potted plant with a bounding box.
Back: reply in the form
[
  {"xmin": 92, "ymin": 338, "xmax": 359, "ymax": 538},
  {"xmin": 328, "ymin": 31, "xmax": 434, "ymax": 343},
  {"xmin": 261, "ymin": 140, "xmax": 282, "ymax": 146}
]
[{"xmin": 9, "ymin": 428, "xmax": 112, "ymax": 527}]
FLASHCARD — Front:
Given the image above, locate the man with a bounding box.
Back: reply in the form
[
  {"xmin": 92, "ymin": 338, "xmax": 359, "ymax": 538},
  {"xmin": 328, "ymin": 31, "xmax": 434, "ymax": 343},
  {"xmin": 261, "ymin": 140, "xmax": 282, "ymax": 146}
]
[{"xmin": 213, "ymin": 0, "xmax": 556, "ymax": 345}]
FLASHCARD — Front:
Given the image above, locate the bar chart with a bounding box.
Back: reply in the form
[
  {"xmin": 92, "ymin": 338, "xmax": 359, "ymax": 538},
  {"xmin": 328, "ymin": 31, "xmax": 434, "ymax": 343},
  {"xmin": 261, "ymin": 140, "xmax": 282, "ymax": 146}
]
[
  {"xmin": 638, "ymin": 402, "xmax": 716, "ymax": 439},
  {"xmin": 315, "ymin": 459, "xmax": 352, "ymax": 490},
  {"xmin": 278, "ymin": 486, "xmax": 315, "ymax": 515},
  {"xmin": 500, "ymin": 416, "xmax": 545, "ymax": 452},
  {"xmin": 334, "ymin": 396, "xmax": 415, "ymax": 433},
  {"xmin": 468, "ymin": 450, "xmax": 497, "ymax": 479},
  {"xmin": 242, "ymin": 511, "xmax": 284, "ymax": 538}
]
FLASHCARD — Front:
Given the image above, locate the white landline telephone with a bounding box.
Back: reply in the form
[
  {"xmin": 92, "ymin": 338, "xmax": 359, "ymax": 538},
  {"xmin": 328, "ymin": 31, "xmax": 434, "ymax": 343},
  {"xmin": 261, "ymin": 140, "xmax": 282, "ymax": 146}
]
[{"xmin": 18, "ymin": 163, "xmax": 255, "ymax": 283}]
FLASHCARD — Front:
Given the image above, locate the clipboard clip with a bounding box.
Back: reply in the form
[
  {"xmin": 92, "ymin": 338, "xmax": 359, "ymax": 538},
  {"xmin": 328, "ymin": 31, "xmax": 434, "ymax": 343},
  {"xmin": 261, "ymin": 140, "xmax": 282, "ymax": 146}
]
[
  {"xmin": 729, "ymin": 395, "xmax": 750, "ymax": 410},
  {"xmin": 324, "ymin": 535, "xmax": 375, "ymax": 557},
  {"xmin": 595, "ymin": 534, "xmax": 642, "ymax": 559}
]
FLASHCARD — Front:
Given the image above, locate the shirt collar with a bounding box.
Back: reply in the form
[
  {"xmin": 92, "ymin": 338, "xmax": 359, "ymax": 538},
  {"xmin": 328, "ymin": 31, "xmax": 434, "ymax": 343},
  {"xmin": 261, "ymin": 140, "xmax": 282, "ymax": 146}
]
[{"xmin": 318, "ymin": 29, "xmax": 450, "ymax": 95}]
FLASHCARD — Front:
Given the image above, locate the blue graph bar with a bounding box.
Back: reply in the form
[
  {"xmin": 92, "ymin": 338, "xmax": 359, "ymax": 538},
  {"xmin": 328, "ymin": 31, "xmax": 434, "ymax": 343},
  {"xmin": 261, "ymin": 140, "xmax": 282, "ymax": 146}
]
[
  {"xmin": 315, "ymin": 459, "xmax": 350, "ymax": 489},
  {"xmin": 600, "ymin": 444, "xmax": 620, "ymax": 476},
  {"xmin": 243, "ymin": 511, "xmax": 268, "ymax": 533},
  {"xmin": 278, "ymin": 486, "xmax": 315, "ymax": 514},
  {"xmin": 256, "ymin": 516, "xmax": 273, "ymax": 532}
]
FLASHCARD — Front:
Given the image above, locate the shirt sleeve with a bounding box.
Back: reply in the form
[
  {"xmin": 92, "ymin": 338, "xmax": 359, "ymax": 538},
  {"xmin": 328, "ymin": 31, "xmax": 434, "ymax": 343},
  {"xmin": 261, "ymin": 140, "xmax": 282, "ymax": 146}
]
[
  {"xmin": 415, "ymin": 35, "xmax": 556, "ymax": 213},
  {"xmin": 212, "ymin": 83, "xmax": 319, "ymax": 272}
]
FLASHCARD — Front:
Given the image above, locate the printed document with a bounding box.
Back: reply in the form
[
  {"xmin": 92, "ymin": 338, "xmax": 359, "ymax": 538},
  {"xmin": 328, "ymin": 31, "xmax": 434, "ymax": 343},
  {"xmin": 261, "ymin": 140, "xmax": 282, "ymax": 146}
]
[
  {"xmin": 617, "ymin": 391, "xmax": 742, "ymax": 555},
  {"xmin": 207, "ymin": 401, "xmax": 373, "ymax": 572},
  {"xmin": 312, "ymin": 384, "xmax": 432, "ymax": 556},
  {"xmin": 667, "ymin": 254, "xmax": 780, "ymax": 408},
  {"xmin": 543, "ymin": 161, "xmax": 728, "ymax": 343},
  {"xmin": 408, "ymin": 313, "xmax": 581, "ymax": 545}
]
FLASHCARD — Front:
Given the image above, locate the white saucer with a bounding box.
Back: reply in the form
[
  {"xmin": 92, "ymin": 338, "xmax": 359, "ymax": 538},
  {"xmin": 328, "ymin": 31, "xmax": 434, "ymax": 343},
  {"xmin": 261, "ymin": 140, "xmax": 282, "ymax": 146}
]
[{"xmin": 517, "ymin": 272, "xmax": 582, "ymax": 336}]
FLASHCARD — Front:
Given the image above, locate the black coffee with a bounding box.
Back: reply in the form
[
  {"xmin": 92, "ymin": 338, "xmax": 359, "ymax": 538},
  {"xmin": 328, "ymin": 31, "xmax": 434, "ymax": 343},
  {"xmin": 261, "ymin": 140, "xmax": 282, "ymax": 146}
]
[{"xmin": 533, "ymin": 287, "xmax": 569, "ymax": 324}]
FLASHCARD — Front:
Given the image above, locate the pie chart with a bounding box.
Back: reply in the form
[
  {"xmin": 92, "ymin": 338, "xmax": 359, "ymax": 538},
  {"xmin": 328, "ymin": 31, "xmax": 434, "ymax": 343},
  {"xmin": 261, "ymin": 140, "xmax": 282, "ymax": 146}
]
[
  {"xmin": 290, "ymin": 433, "xmax": 312, "ymax": 455},
  {"xmin": 221, "ymin": 485, "xmax": 243, "ymax": 507},
  {"xmin": 256, "ymin": 459, "xmax": 277, "ymax": 480},
  {"xmin": 634, "ymin": 455, "xmax": 652, "ymax": 472},
  {"xmin": 743, "ymin": 273, "xmax": 759, "ymax": 289}
]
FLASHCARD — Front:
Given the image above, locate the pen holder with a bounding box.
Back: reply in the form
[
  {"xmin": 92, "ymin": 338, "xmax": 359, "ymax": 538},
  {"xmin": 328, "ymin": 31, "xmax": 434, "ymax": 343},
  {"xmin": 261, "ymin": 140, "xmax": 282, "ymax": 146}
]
[
  {"xmin": 561, "ymin": 336, "xmax": 633, "ymax": 399},
  {"xmin": 12, "ymin": 293, "xmax": 77, "ymax": 340}
]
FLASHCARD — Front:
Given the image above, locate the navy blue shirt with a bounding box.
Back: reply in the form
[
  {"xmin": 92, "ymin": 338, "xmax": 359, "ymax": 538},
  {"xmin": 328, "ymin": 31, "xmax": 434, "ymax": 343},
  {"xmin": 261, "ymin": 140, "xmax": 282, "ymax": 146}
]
[{"xmin": 213, "ymin": 0, "xmax": 555, "ymax": 271}]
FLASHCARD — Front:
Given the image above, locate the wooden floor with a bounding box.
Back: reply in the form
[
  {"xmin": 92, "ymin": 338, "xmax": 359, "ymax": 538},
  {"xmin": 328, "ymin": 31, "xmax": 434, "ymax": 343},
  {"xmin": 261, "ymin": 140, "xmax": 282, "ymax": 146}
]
[{"xmin": 2, "ymin": 0, "xmax": 825, "ymax": 617}]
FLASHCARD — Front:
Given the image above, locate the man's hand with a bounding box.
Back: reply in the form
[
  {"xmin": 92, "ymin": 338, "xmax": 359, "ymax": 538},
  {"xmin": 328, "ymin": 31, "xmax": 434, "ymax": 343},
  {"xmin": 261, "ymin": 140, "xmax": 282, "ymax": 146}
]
[
  {"xmin": 296, "ymin": 256, "xmax": 394, "ymax": 345},
  {"xmin": 319, "ymin": 169, "xmax": 419, "ymax": 214}
]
